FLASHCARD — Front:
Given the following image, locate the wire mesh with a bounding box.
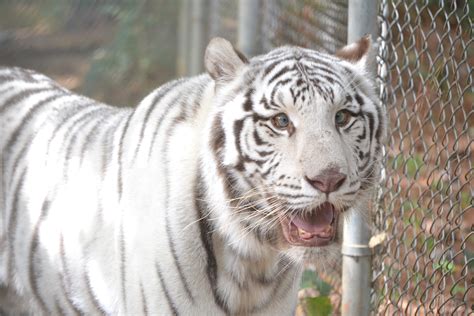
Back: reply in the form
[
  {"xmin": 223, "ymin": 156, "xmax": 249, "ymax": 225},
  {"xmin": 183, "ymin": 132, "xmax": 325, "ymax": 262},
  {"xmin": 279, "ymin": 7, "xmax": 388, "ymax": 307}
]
[
  {"xmin": 374, "ymin": 0, "xmax": 473, "ymax": 314},
  {"xmin": 261, "ymin": 0, "xmax": 347, "ymax": 53},
  {"xmin": 207, "ymin": 0, "xmax": 239, "ymax": 46}
]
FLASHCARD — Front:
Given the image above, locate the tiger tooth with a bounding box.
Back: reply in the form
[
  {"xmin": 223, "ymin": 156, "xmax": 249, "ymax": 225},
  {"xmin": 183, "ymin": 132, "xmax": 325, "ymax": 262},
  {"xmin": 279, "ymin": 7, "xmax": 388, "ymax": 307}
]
[
  {"xmin": 297, "ymin": 227, "xmax": 311, "ymax": 237},
  {"xmin": 297, "ymin": 228, "xmax": 307, "ymax": 234}
]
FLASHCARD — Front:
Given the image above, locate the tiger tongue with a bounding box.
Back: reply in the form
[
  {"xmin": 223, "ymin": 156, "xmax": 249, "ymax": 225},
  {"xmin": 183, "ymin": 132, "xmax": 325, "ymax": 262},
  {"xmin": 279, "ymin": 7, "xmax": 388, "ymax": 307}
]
[{"xmin": 291, "ymin": 202, "xmax": 335, "ymax": 234}]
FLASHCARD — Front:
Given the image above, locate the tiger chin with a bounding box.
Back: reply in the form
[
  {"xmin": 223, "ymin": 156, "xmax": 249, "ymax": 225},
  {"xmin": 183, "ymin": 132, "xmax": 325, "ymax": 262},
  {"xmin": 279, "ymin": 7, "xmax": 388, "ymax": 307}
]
[{"xmin": 0, "ymin": 36, "xmax": 385, "ymax": 315}]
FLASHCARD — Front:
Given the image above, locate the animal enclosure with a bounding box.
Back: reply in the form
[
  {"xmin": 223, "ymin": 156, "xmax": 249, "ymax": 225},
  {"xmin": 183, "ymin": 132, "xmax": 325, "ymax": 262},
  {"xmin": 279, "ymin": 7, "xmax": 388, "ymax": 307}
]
[{"xmin": 0, "ymin": 0, "xmax": 471, "ymax": 314}]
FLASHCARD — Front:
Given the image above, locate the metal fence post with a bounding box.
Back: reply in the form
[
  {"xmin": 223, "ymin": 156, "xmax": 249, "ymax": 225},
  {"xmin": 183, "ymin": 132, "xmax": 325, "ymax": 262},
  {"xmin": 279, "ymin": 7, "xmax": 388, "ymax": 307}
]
[
  {"xmin": 177, "ymin": 0, "xmax": 190, "ymax": 77},
  {"xmin": 189, "ymin": 0, "xmax": 206, "ymax": 76},
  {"xmin": 341, "ymin": 0, "xmax": 377, "ymax": 315},
  {"xmin": 237, "ymin": 0, "xmax": 260, "ymax": 56}
]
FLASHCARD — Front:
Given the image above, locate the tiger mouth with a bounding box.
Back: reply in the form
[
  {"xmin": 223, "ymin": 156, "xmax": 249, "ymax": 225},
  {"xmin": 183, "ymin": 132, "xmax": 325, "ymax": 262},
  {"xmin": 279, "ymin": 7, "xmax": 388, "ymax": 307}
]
[{"xmin": 280, "ymin": 202, "xmax": 340, "ymax": 247}]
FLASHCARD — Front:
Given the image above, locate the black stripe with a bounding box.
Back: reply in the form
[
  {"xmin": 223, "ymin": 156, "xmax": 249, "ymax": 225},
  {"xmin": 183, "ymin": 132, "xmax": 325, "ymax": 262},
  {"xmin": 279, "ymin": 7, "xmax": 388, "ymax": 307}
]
[
  {"xmin": 260, "ymin": 95, "xmax": 278, "ymax": 111},
  {"xmin": 365, "ymin": 111, "xmax": 375, "ymax": 142},
  {"xmin": 302, "ymin": 55, "xmax": 339, "ymax": 74},
  {"xmin": 2, "ymin": 93, "xmax": 65, "ymax": 154},
  {"xmin": 262, "ymin": 57, "xmax": 289, "ymax": 76},
  {"xmin": 374, "ymin": 106, "xmax": 383, "ymax": 141},
  {"xmin": 277, "ymin": 192, "xmax": 314, "ymax": 199},
  {"xmin": 268, "ymin": 66, "xmax": 296, "ymax": 84},
  {"xmin": 5, "ymin": 95, "xmax": 72, "ymax": 187},
  {"xmin": 44, "ymin": 100, "xmax": 90, "ymax": 158},
  {"xmin": 342, "ymin": 118, "xmax": 359, "ymax": 133},
  {"xmin": 278, "ymin": 183, "xmax": 302, "ymax": 190},
  {"xmin": 29, "ymin": 199, "xmax": 51, "ymax": 313},
  {"xmin": 233, "ymin": 118, "xmax": 246, "ymax": 170},
  {"xmin": 131, "ymin": 80, "xmax": 184, "ymax": 162},
  {"xmin": 269, "ymin": 78, "xmax": 291, "ymax": 106},
  {"xmin": 100, "ymin": 114, "xmax": 124, "ymax": 176},
  {"xmin": 147, "ymin": 80, "xmax": 208, "ymax": 159},
  {"xmin": 62, "ymin": 107, "xmax": 106, "ymax": 178},
  {"xmin": 55, "ymin": 299, "xmax": 67, "ymax": 316},
  {"xmin": 78, "ymin": 109, "xmax": 115, "ymax": 163},
  {"xmin": 354, "ymin": 93, "xmax": 364, "ymax": 106},
  {"xmin": 59, "ymin": 235, "xmax": 83, "ymax": 316},
  {"xmin": 155, "ymin": 262, "xmax": 179, "ymax": 316},
  {"xmin": 252, "ymin": 265, "xmax": 295, "ymax": 314},
  {"xmin": 84, "ymin": 268, "xmax": 108, "ymax": 315},
  {"xmin": 243, "ymin": 88, "xmax": 255, "ymax": 112},
  {"xmin": 146, "ymin": 93, "xmax": 183, "ymax": 159},
  {"xmin": 253, "ymin": 129, "xmax": 267, "ymax": 146},
  {"xmin": 161, "ymin": 99, "xmax": 199, "ymax": 303},
  {"xmin": 6, "ymin": 129, "xmax": 34, "ymax": 188},
  {"xmin": 195, "ymin": 171, "xmax": 230, "ymax": 315},
  {"xmin": 117, "ymin": 111, "xmax": 133, "ymax": 200},
  {"xmin": 140, "ymin": 282, "xmax": 149, "ymax": 316},
  {"xmin": 305, "ymin": 65, "xmax": 344, "ymax": 83},
  {"xmin": 358, "ymin": 124, "xmax": 367, "ymax": 142},
  {"xmin": 0, "ymin": 87, "xmax": 54, "ymax": 116}
]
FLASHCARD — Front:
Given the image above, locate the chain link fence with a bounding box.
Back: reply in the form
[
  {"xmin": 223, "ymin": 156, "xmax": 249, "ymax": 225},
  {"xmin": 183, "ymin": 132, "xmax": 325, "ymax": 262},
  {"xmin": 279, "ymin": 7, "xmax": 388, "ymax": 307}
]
[{"xmin": 373, "ymin": 0, "xmax": 472, "ymax": 314}]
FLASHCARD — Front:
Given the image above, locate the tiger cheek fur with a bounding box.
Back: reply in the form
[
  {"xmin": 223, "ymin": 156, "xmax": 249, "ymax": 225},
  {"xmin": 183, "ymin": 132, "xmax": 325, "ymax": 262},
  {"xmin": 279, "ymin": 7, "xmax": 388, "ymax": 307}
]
[{"xmin": 0, "ymin": 36, "xmax": 385, "ymax": 315}]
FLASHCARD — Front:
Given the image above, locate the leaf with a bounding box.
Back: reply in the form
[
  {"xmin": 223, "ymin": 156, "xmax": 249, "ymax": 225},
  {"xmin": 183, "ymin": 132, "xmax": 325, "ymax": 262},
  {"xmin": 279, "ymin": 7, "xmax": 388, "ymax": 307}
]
[
  {"xmin": 305, "ymin": 296, "xmax": 332, "ymax": 316},
  {"xmin": 300, "ymin": 270, "xmax": 332, "ymax": 296},
  {"xmin": 300, "ymin": 269, "xmax": 318, "ymax": 289}
]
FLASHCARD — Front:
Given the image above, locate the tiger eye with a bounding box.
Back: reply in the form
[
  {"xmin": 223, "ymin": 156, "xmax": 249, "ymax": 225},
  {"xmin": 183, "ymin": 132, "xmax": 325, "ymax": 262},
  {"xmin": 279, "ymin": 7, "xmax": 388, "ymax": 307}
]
[
  {"xmin": 272, "ymin": 113, "xmax": 290, "ymax": 129},
  {"xmin": 335, "ymin": 110, "xmax": 351, "ymax": 127}
]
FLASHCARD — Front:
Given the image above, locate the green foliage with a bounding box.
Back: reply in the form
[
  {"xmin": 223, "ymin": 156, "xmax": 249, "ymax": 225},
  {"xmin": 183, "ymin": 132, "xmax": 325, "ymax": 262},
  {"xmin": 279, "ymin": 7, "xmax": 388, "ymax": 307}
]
[
  {"xmin": 430, "ymin": 179, "xmax": 449, "ymax": 195},
  {"xmin": 300, "ymin": 269, "xmax": 333, "ymax": 315},
  {"xmin": 390, "ymin": 154, "xmax": 424, "ymax": 178},
  {"xmin": 83, "ymin": 1, "xmax": 179, "ymax": 106},
  {"xmin": 433, "ymin": 259, "xmax": 454, "ymax": 274},
  {"xmin": 465, "ymin": 249, "xmax": 474, "ymax": 270},
  {"xmin": 300, "ymin": 269, "xmax": 332, "ymax": 296},
  {"xmin": 459, "ymin": 191, "xmax": 471, "ymax": 210},
  {"xmin": 424, "ymin": 236, "xmax": 435, "ymax": 253},
  {"xmin": 451, "ymin": 285, "xmax": 465, "ymax": 295},
  {"xmin": 305, "ymin": 296, "xmax": 332, "ymax": 316}
]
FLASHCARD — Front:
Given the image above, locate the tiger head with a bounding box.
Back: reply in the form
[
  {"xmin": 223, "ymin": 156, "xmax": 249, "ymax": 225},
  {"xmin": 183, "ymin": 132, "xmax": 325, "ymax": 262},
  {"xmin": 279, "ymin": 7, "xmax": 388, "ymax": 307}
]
[{"xmin": 204, "ymin": 37, "xmax": 386, "ymax": 262}]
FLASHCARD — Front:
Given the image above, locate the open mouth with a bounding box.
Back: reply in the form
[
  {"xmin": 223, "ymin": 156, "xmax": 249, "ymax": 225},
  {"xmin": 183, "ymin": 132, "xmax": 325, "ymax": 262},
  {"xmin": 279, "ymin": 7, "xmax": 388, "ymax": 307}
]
[{"xmin": 280, "ymin": 202, "xmax": 339, "ymax": 247}]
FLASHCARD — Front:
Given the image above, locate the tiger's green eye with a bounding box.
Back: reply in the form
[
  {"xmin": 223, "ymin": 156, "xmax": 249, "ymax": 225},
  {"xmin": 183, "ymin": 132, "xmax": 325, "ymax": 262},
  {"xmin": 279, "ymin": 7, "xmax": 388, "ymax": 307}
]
[
  {"xmin": 272, "ymin": 113, "xmax": 290, "ymax": 129},
  {"xmin": 335, "ymin": 110, "xmax": 351, "ymax": 127}
]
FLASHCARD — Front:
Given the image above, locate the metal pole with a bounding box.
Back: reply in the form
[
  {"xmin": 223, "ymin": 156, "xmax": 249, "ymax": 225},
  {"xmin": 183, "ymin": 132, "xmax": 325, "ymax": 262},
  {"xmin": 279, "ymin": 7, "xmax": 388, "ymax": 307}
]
[
  {"xmin": 238, "ymin": 0, "xmax": 260, "ymax": 56},
  {"xmin": 189, "ymin": 0, "xmax": 205, "ymax": 76},
  {"xmin": 177, "ymin": 0, "xmax": 190, "ymax": 77},
  {"xmin": 341, "ymin": 1, "xmax": 377, "ymax": 316}
]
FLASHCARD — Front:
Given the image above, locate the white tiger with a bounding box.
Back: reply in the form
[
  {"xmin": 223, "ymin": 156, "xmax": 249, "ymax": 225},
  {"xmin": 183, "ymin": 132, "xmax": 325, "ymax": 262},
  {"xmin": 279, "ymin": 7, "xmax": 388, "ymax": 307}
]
[{"xmin": 0, "ymin": 37, "xmax": 385, "ymax": 315}]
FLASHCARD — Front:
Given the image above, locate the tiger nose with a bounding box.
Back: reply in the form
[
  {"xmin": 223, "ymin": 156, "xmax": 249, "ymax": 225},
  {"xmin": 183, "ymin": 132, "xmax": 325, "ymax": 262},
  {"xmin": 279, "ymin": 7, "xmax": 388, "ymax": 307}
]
[{"xmin": 306, "ymin": 168, "xmax": 347, "ymax": 194}]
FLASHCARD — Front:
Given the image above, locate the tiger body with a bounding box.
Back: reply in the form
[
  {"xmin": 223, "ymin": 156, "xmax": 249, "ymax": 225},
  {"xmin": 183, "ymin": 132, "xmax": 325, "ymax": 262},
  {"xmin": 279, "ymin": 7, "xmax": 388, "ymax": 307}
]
[{"xmin": 0, "ymin": 37, "xmax": 385, "ymax": 315}]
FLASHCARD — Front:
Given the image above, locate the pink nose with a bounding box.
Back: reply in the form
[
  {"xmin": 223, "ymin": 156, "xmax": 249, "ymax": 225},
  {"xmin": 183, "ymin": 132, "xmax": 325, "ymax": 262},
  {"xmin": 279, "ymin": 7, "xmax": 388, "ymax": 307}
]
[{"xmin": 306, "ymin": 168, "xmax": 347, "ymax": 194}]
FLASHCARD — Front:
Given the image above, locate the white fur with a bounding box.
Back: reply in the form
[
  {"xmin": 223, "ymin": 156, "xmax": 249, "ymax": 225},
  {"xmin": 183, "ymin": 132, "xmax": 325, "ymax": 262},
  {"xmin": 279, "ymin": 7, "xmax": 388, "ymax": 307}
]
[{"xmin": 0, "ymin": 38, "xmax": 384, "ymax": 315}]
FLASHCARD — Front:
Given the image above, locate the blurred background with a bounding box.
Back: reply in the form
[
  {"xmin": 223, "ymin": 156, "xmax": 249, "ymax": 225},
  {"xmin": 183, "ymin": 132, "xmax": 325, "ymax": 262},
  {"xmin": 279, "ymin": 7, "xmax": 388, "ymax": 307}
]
[
  {"xmin": 0, "ymin": 0, "xmax": 472, "ymax": 315},
  {"xmin": 0, "ymin": 0, "xmax": 347, "ymax": 107}
]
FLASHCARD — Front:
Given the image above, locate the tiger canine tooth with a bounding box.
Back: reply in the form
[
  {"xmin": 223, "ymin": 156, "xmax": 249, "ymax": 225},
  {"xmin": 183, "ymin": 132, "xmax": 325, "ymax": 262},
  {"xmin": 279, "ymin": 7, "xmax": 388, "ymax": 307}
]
[{"xmin": 297, "ymin": 227, "xmax": 312, "ymax": 238}]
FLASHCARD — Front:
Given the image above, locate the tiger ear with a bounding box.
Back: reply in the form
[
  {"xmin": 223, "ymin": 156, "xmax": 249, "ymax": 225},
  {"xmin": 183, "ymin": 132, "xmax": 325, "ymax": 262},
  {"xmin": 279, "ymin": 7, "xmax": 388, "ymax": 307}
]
[
  {"xmin": 335, "ymin": 35, "xmax": 373, "ymax": 71},
  {"xmin": 205, "ymin": 37, "xmax": 248, "ymax": 85}
]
